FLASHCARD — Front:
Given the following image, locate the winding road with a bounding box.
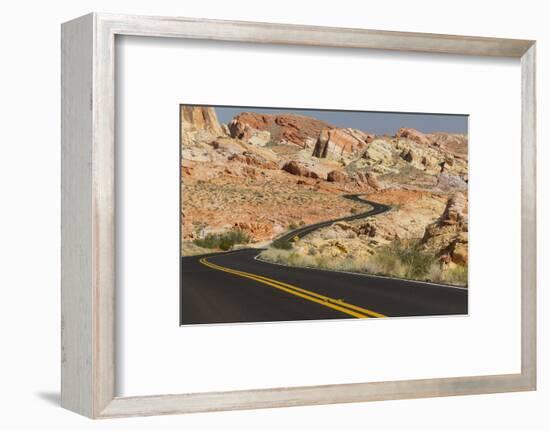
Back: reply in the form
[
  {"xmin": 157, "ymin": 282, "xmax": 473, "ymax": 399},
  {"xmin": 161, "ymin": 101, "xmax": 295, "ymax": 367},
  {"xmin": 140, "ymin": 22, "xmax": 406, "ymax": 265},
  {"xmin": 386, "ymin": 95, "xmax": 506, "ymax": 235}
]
[{"xmin": 181, "ymin": 195, "xmax": 468, "ymax": 324}]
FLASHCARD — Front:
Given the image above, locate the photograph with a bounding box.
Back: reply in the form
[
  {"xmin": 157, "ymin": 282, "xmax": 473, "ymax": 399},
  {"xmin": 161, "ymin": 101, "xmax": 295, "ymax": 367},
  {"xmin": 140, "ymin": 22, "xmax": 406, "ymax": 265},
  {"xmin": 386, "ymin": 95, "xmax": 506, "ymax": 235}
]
[{"xmin": 180, "ymin": 105, "xmax": 469, "ymax": 324}]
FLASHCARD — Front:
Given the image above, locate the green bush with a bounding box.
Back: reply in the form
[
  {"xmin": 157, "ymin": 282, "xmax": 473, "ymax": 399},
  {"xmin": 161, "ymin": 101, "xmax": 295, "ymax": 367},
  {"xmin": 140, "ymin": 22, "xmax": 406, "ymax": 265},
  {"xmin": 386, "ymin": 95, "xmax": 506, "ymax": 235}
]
[
  {"xmin": 193, "ymin": 234, "xmax": 220, "ymax": 249},
  {"xmin": 193, "ymin": 229, "xmax": 250, "ymax": 251},
  {"xmin": 271, "ymin": 237, "xmax": 293, "ymax": 250},
  {"xmin": 396, "ymin": 244, "xmax": 433, "ymax": 278},
  {"xmin": 444, "ymin": 265, "xmax": 468, "ymax": 285},
  {"xmin": 219, "ymin": 237, "xmax": 233, "ymax": 251},
  {"xmin": 372, "ymin": 240, "xmax": 434, "ymax": 279}
]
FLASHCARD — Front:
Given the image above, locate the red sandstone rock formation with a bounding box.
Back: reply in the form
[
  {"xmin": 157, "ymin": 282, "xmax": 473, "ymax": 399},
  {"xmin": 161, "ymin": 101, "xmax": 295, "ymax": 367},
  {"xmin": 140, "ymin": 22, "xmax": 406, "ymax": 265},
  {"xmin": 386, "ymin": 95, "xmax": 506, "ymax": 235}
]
[
  {"xmin": 353, "ymin": 172, "xmax": 382, "ymax": 190},
  {"xmin": 395, "ymin": 127, "xmax": 432, "ymax": 146},
  {"xmin": 228, "ymin": 112, "xmax": 333, "ymax": 148},
  {"xmin": 313, "ymin": 128, "xmax": 373, "ymax": 159},
  {"xmin": 281, "ymin": 161, "xmax": 319, "ymax": 178},
  {"xmin": 228, "ymin": 152, "xmax": 278, "ymax": 170},
  {"xmin": 327, "ymin": 170, "xmax": 348, "ymax": 183},
  {"xmin": 180, "ymin": 106, "xmax": 224, "ymax": 136}
]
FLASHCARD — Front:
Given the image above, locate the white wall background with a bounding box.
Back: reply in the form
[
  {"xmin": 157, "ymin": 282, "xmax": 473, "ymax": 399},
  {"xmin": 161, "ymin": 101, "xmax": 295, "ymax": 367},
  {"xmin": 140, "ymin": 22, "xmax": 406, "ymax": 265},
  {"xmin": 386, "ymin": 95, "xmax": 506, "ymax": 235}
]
[{"xmin": 0, "ymin": 0, "xmax": 547, "ymax": 428}]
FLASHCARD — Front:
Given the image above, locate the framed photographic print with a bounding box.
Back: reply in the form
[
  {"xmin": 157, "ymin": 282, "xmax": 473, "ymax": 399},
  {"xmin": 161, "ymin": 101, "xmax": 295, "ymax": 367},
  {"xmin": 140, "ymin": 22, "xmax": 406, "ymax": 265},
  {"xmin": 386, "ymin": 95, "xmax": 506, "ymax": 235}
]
[{"xmin": 61, "ymin": 13, "xmax": 536, "ymax": 418}]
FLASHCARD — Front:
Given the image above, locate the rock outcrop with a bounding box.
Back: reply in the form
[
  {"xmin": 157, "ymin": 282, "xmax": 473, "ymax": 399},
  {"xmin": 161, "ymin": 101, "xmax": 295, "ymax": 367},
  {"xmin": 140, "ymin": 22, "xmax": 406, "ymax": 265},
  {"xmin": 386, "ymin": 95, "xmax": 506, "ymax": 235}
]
[
  {"xmin": 180, "ymin": 106, "xmax": 227, "ymax": 153},
  {"xmin": 395, "ymin": 127, "xmax": 432, "ymax": 146},
  {"xmin": 229, "ymin": 112, "xmax": 333, "ymax": 148},
  {"xmin": 208, "ymin": 139, "xmax": 244, "ymax": 155},
  {"xmin": 327, "ymin": 170, "xmax": 348, "ymax": 183},
  {"xmin": 354, "ymin": 135, "xmax": 468, "ymax": 189},
  {"xmin": 227, "ymin": 121, "xmax": 271, "ymax": 146},
  {"xmin": 363, "ymin": 139, "xmax": 395, "ymax": 165},
  {"xmin": 312, "ymin": 128, "xmax": 373, "ymax": 160},
  {"xmin": 428, "ymin": 132, "xmax": 468, "ymax": 159},
  {"xmin": 281, "ymin": 161, "xmax": 319, "ymax": 178},
  {"xmin": 422, "ymin": 192, "xmax": 468, "ymax": 265},
  {"xmin": 228, "ymin": 152, "xmax": 278, "ymax": 170},
  {"xmin": 181, "ymin": 106, "xmax": 224, "ymax": 137},
  {"xmin": 352, "ymin": 172, "xmax": 382, "ymax": 190},
  {"xmin": 233, "ymin": 221, "xmax": 275, "ymax": 241}
]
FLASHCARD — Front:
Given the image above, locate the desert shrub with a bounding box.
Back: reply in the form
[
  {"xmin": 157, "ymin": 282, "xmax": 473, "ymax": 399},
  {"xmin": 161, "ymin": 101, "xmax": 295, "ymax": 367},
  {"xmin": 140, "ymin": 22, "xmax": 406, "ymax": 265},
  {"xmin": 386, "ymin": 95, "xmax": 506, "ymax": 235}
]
[
  {"xmin": 288, "ymin": 221, "xmax": 298, "ymax": 230},
  {"xmin": 370, "ymin": 247, "xmax": 405, "ymax": 277},
  {"xmin": 193, "ymin": 234, "xmax": 220, "ymax": 249},
  {"xmin": 272, "ymin": 237, "xmax": 293, "ymax": 250},
  {"xmin": 444, "ymin": 265, "xmax": 468, "ymax": 285},
  {"xmin": 193, "ymin": 229, "xmax": 250, "ymax": 250},
  {"xmin": 371, "ymin": 240, "xmax": 434, "ymax": 279},
  {"xmin": 287, "ymin": 252, "xmax": 304, "ymax": 266},
  {"xmin": 261, "ymin": 244, "xmax": 372, "ymax": 274},
  {"xmin": 313, "ymin": 255, "xmax": 363, "ymax": 271},
  {"xmin": 181, "ymin": 241, "xmax": 214, "ymax": 257},
  {"xmin": 314, "ymin": 255, "xmax": 331, "ymax": 269},
  {"xmin": 192, "ymin": 221, "xmax": 207, "ymax": 237},
  {"xmin": 427, "ymin": 262, "xmax": 468, "ymax": 286},
  {"xmin": 427, "ymin": 263, "xmax": 445, "ymax": 283},
  {"xmin": 259, "ymin": 248, "xmax": 300, "ymax": 266},
  {"xmin": 224, "ymin": 229, "xmax": 250, "ymax": 245},
  {"xmin": 259, "ymin": 248, "xmax": 289, "ymax": 264},
  {"xmin": 260, "ymin": 248, "xmax": 323, "ymax": 269},
  {"xmin": 219, "ymin": 237, "xmax": 233, "ymax": 251},
  {"xmin": 397, "ymin": 244, "xmax": 433, "ymax": 279},
  {"xmin": 337, "ymin": 256, "xmax": 369, "ymax": 272}
]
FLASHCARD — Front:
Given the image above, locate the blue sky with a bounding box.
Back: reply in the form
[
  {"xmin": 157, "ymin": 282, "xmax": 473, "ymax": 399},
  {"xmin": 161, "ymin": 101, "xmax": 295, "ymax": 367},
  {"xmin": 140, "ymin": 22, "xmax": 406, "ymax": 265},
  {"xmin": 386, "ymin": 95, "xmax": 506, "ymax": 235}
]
[{"xmin": 210, "ymin": 106, "xmax": 468, "ymax": 135}]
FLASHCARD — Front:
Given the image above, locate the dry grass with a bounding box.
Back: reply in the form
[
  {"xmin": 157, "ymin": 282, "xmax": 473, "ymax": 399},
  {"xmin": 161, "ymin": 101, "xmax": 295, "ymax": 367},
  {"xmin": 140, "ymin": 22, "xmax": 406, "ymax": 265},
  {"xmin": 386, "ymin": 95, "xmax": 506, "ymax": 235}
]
[
  {"xmin": 259, "ymin": 240, "xmax": 468, "ymax": 287},
  {"xmin": 427, "ymin": 263, "xmax": 468, "ymax": 285},
  {"xmin": 259, "ymin": 248, "xmax": 371, "ymax": 273},
  {"xmin": 181, "ymin": 241, "xmax": 214, "ymax": 257},
  {"xmin": 370, "ymin": 240, "xmax": 433, "ymax": 280}
]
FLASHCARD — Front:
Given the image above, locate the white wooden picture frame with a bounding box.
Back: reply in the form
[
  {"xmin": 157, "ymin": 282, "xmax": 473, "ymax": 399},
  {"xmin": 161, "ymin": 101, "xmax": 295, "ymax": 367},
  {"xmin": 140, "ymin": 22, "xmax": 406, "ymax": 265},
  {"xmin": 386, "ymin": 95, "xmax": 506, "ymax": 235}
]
[{"xmin": 61, "ymin": 12, "xmax": 536, "ymax": 418}]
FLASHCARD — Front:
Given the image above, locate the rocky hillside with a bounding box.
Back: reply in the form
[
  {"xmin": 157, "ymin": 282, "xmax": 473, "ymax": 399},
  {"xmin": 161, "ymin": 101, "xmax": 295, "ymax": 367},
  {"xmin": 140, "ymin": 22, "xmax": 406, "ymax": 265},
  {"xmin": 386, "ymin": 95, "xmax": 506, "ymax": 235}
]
[
  {"xmin": 180, "ymin": 106, "xmax": 468, "ymax": 285},
  {"xmin": 228, "ymin": 112, "xmax": 333, "ymax": 149},
  {"xmin": 180, "ymin": 106, "xmax": 369, "ymax": 251}
]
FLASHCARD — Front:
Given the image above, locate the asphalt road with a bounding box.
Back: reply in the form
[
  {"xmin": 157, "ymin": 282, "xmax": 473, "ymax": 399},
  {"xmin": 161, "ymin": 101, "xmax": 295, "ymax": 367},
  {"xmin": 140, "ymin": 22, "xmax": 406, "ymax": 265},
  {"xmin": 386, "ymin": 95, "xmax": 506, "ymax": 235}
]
[
  {"xmin": 275, "ymin": 194, "xmax": 391, "ymax": 243},
  {"xmin": 181, "ymin": 195, "xmax": 468, "ymax": 324}
]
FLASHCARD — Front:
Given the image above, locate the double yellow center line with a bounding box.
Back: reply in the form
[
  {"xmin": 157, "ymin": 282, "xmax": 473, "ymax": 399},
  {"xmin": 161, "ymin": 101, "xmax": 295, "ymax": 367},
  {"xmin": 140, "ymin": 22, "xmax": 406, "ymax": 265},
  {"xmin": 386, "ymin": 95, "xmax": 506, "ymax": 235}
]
[{"xmin": 199, "ymin": 257, "xmax": 385, "ymax": 319}]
